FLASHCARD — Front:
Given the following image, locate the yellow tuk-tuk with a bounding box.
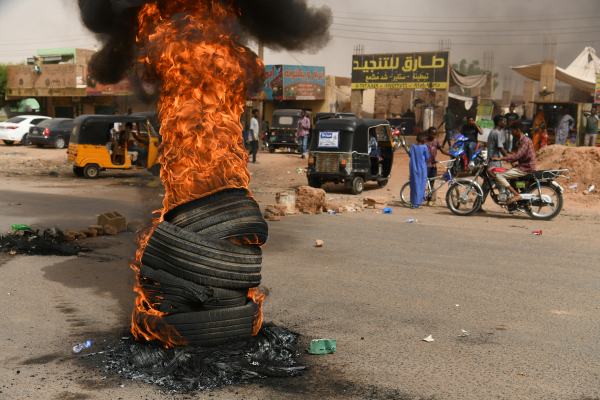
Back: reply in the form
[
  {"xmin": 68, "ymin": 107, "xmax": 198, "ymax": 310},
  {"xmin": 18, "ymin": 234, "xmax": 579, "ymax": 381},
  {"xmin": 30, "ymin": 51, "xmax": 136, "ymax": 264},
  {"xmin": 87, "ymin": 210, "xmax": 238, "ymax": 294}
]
[{"xmin": 66, "ymin": 115, "xmax": 160, "ymax": 179}]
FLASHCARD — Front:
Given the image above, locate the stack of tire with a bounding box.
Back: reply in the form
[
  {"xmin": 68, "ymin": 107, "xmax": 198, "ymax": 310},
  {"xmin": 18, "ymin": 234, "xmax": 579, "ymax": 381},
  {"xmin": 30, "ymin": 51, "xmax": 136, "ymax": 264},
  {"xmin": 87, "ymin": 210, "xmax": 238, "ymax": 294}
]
[{"xmin": 137, "ymin": 188, "xmax": 268, "ymax": 347}]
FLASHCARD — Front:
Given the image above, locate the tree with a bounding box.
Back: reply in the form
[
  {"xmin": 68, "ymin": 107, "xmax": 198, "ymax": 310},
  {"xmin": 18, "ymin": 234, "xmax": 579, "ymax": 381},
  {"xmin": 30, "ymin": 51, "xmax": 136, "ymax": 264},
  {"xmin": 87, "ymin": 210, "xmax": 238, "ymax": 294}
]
[
  {"xmin": 0, "ymin": 62, "xmax": 26, "ymax": 109},
  {"xmin": 451, "ymin": 59, "xmax": 499, "ymax": 96}
]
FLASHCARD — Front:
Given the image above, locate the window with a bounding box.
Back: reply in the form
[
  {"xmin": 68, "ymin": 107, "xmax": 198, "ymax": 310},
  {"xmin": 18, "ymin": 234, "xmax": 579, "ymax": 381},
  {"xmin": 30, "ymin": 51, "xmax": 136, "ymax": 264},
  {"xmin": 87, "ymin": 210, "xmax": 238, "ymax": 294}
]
[
  {"xmin": 6, "ymin": 117, "xmax": 25, "ymax": 124},
  {"xmin": 30, "ymin": 118, "xmax": 46, "ymax": 125},
  {"xmin": 277, "ymin": 116, "xmax": 294, "ymax": 125},
  {"xmin": 138, "ymin": 121, "xmax": 149, "ymax": 138},
  {"xmin": 59, "ymin": 120, "xmax": 73, "ymax": 129},
  {"xmin": 371, "ymin": 125, "xmax": 390, "ymax": 142},
  {"xmin": 37, "ymin": 119, "xmax": 55, "ymax": 128}
]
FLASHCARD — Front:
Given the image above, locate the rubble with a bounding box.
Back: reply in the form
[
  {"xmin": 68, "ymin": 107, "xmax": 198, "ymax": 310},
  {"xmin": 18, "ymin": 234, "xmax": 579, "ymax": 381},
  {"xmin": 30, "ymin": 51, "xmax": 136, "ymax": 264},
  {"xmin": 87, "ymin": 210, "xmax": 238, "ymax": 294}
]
[
  {"xmin": 264, "ymin": 204, "xmax": 288, "ymax": 217},
  {"xmin": 62, "ymin": 229, "xmax": 77, "ymax": 241},
  {"xmin": 295, "ymin": 186, "xmax": 326, "ymax": 214},
  {"xmin": 265, "ymin": 215, "xmax": 282, "ymax": 221},
  {"xmin": 363, "ymin": 197, "xmax": 388, "ymax": 210},
  {"xmin": 127, "ymin": 219, "xmax": 146, "ymax": 233},
  {"xmin": 104, "ymin": 225, "xmax": 118, "ymax": 236},
  {"xmin": 0, "ymin": 229, "xmax": 90, "ymax": 256},
  {"xmin": 323, "ymin": 203, "xmax": 341, "ymax": 213},
  {"xmin": 88, "ymin": 225, "xmax": 104, "ymax": 235},
  {"xmin": 98, "ymin": 211, "xmax": 127, "ymax": 233},
  {"xmin": 315, "ymin": 240, "xmax": 324, "ymax": 247}
]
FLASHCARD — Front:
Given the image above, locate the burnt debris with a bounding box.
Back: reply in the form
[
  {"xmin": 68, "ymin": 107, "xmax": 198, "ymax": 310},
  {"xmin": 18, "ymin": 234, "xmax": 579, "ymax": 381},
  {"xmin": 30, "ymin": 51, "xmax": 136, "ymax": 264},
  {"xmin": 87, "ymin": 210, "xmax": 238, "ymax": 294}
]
[
  {"xmin": 102, "ymin": 325, "xmax": 305, "ymax": 392},
  {"xmin": 0, "ymin": 229, "xmax": 90, "ymax": 257}
]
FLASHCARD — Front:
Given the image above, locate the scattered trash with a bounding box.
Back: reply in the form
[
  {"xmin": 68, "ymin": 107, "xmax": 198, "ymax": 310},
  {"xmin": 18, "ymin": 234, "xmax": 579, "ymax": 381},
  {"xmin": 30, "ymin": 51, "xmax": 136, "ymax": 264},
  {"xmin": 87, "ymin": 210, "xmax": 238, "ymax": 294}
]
[
  {"xmin": 405, "ymin": 219, "xmax": 418, "ymax": 223},
  {"xmin": 422, "ymin": 335, "xmax": 434, "ymax": 342},
  {"xmin": 569, "ymin": 184, "xmax": 579, "ymax": 189},
  {"xmin": 455, "ymin": 304, "xmax": 459, "ymax": 307},
  {"xmin": 72, "ymin": 340, "xmax": 92, "ymax": 354},
  {"xmin": 121, "ymin": 337, "xmax": 130, "ymax": 340},
  {"xmin": 296, "ymin": 168, "xmax": 305, "ymax": 173},
  {"xmin": 12, "ymin": 225, "xmax": 31, "ymax": 231},
  {"xmin": 382, "ymin": 207, "xmax": 393, "ymax": 214},
  {"xmin": 326, "ymin": 210, "xmax": 336, "ymax": 215},
  {"xmin": 315, "ymin": 240, "xmax": 324, "ymax": 247},
  {"xmin": 308, "ymin": 339, "xmax": 336, "ymax": 354},
  {"xmin": 8, "ymin": 203, "xmax": 21, "ymax": 206},
  {"xmin": 589, "ymin": 185, "xmax": 595, "ymax": 193},
  {"xmin": 120, "ymin": 385, "xmax": 125, "ymax": 388},
  {"xmin": 146, "ymin": 181, "xmax": 160, "ymax": 187},
  {"xmin": 458, "ymin": 330, "xmax": 469, "ymax": 337},
  {"xmin": 8, "ymin": 249, "xmax": 17, "ymax": 255},
  {"xmin": 532, "ymin": 231, "xmax": 542, "ymax": 236},
  {"xmin": 517, "ymin": 372, "xmax": 527, "ymax": 376},
  {"xmin": 509, "ymin": 225, "xmax": 528, "ymax": 229}
]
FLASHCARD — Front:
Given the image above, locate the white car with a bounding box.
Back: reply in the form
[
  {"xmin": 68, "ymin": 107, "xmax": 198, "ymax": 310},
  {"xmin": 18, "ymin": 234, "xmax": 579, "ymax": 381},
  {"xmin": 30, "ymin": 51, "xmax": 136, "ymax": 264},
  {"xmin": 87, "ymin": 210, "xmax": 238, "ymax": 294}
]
[{"xmin": 0, "ymin": 115, "xmax": 51, "ymax": 146}]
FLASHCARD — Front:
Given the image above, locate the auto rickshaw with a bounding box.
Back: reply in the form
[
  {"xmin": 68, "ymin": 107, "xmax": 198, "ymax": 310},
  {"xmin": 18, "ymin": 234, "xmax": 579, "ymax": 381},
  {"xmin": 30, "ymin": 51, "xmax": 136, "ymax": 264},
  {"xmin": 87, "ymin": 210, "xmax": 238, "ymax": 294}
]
[
  {"xmin": 66, "ymin": 115, "xmax": 160, "ymax": 179},
  {"xmin": 306, "ymin": 118, "xmax": 395, "ymax": 195},
  {"xmin": 268, "ymin": 109, "xmax": 313, "ymax": 153}
]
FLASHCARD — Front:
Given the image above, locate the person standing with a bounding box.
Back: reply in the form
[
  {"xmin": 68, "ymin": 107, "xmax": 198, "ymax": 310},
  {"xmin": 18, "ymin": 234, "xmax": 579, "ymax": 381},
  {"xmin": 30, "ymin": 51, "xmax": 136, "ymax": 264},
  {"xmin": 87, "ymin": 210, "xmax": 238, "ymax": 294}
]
[
  {"xmin": 554, "ymin": 108, "xmax": 575, "ymax": 146},
  {"xmin": 425, "ymin": 127, "xmax": 450, "ymax": 206},
  {"xmin": 480, "ymin": 115, "xmax": 509, "ymax": 210},
  {"xmin": 504, "ymin": 103, "xmax": 520, "ymax": 153},
  {"xmin": 460, "ymin": 116, "xmax": 483, "ymax": 166},
  {"xmin": 438, "ymin": 107, "xmax": 456, "ymax": 149},
  {"xmin": 261, "ymin": 118, "xmax": 270, "ymax": 151},
  {"xmin": 408, "ymin": 133, "xmax": 431, "ymax": 209},
  {"xmin": 297, "ymin": 110, "xmax": 311, "ymax": 159},
  {"xmin": 582, "ymin": 107, "xmax": 599, "ymax": 147},
  {"xmin": 250, "ymin": 109, "xmax": 260, "ymax": 164}
]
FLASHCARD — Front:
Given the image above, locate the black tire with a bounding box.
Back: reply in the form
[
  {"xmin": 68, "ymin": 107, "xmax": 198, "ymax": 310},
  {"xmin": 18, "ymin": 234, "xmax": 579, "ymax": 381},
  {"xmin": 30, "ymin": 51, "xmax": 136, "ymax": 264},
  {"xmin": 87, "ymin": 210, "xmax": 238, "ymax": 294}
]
[
  {"xmin": 269, "ymin": 147, "xmax": 275, "ymax": 153},
  {"xmin": 150, "ymin": 163, "xmax": 161, "ymax": 176},
  {"xmin": 36, "ymin": 144, "xmax": 45, "ymax": 148},
  {"xmin": 307, "ymin": 176, "xmax": 321, "ymax": 189},
  {"xmin": 83, "ymin": 164, "xmax": 100, "ymax": 179},
  {"xmin": 3, "ymin": 140, "xmax": 14, "ymax": 145},
  {"xmin": 21, "ymin": 134, "xmax": 31, "ymax": 146},
  {"xmin": 446, "ymin": 179, "xmax": 482, "ymax": 216},
  {"xmin": 163, "ymin": 188, "xmax": 268, "ymax": 244},
  {"xmin": 141, "ymin": 221, "xmax": 262, "ymax": 289},
  {"xmin": 54, "ymin": 136, "xmax": 66, "ymax": 149},
  {"xmin": 162, "ymin": 301, "xmax": 257, "ymax": 347},
  {"xmin": 73, "ymin": 166, "xmax": 84, "ymax": 177},
  {"xmin": 525, "ymin": 183, "xmax": 563, "ymax": 221},
  {"xmin": 351, "ymin": 176, "xmax": 364, "ymax": 195},
  {"xmin": 400, "ymin": 182, "xmax": 412, "ymax": 206},
  {"xmin": 378, "ymin": 179, "xmax": 389, "ymax": 187}
]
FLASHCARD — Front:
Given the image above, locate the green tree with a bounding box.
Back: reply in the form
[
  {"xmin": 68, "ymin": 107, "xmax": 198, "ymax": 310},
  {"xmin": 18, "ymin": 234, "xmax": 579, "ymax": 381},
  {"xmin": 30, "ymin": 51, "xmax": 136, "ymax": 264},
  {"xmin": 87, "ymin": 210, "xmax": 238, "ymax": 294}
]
[{"xmin": 0, "ymin": 62, "xmax": 26, "ymax": 109}]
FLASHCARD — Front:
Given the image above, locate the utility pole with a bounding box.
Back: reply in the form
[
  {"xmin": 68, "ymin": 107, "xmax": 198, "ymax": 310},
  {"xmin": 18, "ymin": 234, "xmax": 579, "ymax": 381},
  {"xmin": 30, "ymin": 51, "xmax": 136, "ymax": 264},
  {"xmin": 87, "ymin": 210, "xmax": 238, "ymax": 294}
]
[{"xmin": 258, "ymin": 42, "xmax": 265, "ymax": 151}]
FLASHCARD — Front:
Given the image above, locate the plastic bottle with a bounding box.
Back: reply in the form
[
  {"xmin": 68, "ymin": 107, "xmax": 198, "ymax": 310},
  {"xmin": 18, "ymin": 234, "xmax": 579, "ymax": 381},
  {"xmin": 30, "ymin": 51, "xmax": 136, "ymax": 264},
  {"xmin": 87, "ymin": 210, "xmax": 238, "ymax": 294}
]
[
  {"xmin": 12, "ymin": 224, "xmax": 31, "ymax": 231},
  {"xmin": 406, "ymin": 219, "xmax": 418, "ymax": 223},
  {"xmin": 72, "ymin": 340, "xmax": 92, "ymax": 354},
  {"xmin": 569, "ymin": 185, "xmax": 579, "ymax": 189},
  {"xmin": 589, "ymin": 185, "xmax": 596, "ymax": 193}
]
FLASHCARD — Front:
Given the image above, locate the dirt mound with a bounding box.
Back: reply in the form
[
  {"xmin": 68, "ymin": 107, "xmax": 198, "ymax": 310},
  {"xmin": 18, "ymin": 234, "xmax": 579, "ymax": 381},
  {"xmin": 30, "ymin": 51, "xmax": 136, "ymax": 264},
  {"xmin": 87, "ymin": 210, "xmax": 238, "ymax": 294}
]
[{"xmin": 536, "ymin": 145, "xmax": 600, "ymax": 188}]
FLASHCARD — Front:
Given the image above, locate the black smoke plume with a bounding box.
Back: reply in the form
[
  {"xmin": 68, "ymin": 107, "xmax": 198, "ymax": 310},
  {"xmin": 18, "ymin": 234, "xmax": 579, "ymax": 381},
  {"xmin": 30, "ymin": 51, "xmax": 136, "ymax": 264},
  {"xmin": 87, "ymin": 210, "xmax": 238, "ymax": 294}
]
[{"xmin": 78, "ymin": 0, "xmax": 332, "ymax": 85}]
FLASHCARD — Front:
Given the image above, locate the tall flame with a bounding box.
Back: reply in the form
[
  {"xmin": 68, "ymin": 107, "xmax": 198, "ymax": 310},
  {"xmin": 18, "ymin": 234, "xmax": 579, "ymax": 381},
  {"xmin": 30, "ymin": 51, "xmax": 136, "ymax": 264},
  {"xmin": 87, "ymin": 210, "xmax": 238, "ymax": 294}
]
[{"xmin": 130, "ymin": 0, "xmax": 266, "ymax": 347}]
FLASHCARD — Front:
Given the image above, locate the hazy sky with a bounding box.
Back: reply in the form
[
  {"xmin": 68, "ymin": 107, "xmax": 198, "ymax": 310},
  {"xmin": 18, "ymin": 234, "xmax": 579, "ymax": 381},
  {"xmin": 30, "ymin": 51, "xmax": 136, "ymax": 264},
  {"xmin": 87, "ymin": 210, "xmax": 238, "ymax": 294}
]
[{"xmin": 1, "ymin": 0, "xmax": 599, "ymax": 96}]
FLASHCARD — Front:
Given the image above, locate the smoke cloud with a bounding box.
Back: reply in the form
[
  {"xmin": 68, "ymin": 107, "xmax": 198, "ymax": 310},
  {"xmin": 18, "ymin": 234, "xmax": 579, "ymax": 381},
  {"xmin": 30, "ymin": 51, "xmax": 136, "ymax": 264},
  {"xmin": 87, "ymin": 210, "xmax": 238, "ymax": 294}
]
[{"xmin": 78, "ymin": 0, "xmax": 332, "ymax": 85}]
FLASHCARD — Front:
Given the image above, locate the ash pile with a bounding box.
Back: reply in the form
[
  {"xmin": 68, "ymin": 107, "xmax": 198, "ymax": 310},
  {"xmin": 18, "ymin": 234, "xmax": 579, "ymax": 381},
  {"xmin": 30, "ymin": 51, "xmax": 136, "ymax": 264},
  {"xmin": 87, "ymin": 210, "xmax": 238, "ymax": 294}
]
[
  {"xmin": 0, "ymin": 228, "xmax": 90, "ymax": 256},
  {"xmin": 104, "ymin": 325, "xmax": 305, "ymax": 392}
]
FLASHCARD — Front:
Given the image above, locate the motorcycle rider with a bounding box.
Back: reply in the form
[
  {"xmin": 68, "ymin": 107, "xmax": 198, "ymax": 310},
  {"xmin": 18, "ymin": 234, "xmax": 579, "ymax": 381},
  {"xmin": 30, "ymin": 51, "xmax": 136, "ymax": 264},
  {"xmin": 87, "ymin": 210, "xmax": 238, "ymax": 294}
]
[
  {"xmin": 460, "ymin": 116, "xmax": 484, "ymax": 168},
  {"xmin": 491, "ymin": 120, "xmax": 536, "ymax": 205},
  {"xmin": 479, "ymin": 114, "xmax": 509, "ymax": 211}
]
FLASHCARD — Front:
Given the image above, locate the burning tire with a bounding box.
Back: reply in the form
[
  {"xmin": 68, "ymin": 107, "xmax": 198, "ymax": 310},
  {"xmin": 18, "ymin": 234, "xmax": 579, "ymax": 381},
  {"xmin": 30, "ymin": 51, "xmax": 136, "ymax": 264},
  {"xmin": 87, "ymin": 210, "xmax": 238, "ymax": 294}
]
[{"xmin": 136, "ymin": 189, "xmax": 267, "ymax": 346}]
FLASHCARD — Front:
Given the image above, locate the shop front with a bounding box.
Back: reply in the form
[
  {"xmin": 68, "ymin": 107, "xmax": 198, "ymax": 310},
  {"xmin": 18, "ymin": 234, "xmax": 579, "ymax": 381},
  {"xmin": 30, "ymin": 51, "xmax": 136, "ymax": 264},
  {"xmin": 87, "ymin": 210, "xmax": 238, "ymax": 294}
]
[{"xmin": 531, "ymin": 101, "xmax": 597, "ymax": 148}]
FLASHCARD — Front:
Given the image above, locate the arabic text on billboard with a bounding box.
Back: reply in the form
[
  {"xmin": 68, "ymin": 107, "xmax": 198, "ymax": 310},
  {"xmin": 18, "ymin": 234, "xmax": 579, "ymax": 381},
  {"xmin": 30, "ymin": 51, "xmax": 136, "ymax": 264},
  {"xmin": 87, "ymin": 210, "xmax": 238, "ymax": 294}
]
[
  {"xmin": 352, "ymin": 52, "xmax": 449, "ymax": 90},
  {"xmin": 251, "ymin": 65, "xmax": 325, "ymax": 100}
]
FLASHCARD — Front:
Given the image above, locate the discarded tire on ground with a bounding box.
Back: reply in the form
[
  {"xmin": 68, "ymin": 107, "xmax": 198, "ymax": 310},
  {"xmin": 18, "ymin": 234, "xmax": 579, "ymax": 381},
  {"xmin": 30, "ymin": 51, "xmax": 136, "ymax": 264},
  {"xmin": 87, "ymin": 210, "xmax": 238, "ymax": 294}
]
[{"xmin": 136, "ymin": 188, "xmax": 267, "ymax": 346}]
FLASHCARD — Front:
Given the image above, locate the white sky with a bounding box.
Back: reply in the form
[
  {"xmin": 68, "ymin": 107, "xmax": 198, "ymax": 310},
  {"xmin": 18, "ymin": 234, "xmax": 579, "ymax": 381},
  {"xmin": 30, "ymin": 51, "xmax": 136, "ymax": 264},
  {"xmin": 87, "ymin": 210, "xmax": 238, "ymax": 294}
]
[{"xmin": 1, "ymin": 0, "xmax": 599, "ymax": 96}]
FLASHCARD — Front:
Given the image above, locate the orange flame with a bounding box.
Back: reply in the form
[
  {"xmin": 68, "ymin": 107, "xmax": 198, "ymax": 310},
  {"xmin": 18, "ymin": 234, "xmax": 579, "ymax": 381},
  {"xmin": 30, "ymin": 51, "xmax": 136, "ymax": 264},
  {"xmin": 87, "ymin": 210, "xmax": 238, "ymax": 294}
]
[
  {"xmin": 248, "ymin": 288, "xmax": 266, "ymax": 336},
  {"xmin": 129, "ymin": 0, "xmax": 266, "ymax": 347}
]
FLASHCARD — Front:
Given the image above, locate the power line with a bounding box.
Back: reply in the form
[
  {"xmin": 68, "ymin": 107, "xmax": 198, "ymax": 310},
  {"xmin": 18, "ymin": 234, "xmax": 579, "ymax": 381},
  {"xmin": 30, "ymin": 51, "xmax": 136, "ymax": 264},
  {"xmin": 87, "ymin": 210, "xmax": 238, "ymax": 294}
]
[
  {"xmin": 332, "ymin": 9, "xmax": 600, "ymax": 21},
  {"xmin": 331, "ymin": 27, "xmax": 600, "ymax": 38},
  {"xmin": 331, "ymin": 34, "xmax": 600, "ymax": 46},
  {"xmin": 332, "ymin": 22, "xmax": 600, "ymax": 34},
  {"xmin": 0, "ymin": 38, "xmax": 97, "ymax": 47},
  {"xmin": 0, "ymin": 35, "xmax": 95, "ymax": 45},
  {"xmin": 333, "ymin": 15, "xmax": 600, "ymax": 24}
]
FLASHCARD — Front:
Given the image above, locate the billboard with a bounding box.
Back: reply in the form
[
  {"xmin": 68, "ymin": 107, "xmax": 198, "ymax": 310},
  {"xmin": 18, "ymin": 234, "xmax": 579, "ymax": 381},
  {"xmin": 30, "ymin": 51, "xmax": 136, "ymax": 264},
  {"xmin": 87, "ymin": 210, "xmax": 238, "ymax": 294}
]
[
  {"xmin": 595, "ymin": 74, "xmax": 600, "ymax": 104},
  {"xmin": 351, "ymin": 51, "xmax": 449, "ymax": 90},
  {"xmin": 86, "ymin": 68, "xmax": 134, "ymax": 96},
  {"xmin": 250, "ymin": 65, "xmax": 325, "ymax": 101}
]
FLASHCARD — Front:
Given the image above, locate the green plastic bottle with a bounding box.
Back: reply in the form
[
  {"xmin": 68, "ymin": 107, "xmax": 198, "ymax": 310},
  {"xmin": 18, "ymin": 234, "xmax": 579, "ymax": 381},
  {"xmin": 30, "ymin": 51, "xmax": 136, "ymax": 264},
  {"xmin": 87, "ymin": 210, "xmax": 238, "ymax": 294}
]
[{"xmin": 12, "ymin": 224, "xmax": 31, "ymax": 231}]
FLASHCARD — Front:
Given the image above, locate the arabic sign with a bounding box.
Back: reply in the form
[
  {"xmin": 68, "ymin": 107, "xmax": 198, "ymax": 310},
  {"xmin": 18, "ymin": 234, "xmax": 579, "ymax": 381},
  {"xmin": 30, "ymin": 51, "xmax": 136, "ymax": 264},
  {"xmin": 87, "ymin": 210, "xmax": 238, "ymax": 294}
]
[
  {"xmin": 352, "ymin": 51, "xmax": 449, "ymax": 90},
  {"xmin": 318, "ymin": 131, "xmax": 339, "ymax": 148},
  {"xmin": 595, "ymin": 74, "xmax": 600, "ymax": 104},
  {"xmin": 249, "ymin": 65, "xmax": 325, "ymax": 101}
]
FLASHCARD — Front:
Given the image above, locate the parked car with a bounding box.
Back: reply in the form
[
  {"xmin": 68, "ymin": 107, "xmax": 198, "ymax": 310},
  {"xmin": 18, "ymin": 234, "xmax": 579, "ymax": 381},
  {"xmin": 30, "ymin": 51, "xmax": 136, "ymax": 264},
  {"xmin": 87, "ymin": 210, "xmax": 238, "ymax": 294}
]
[
  {"xmin": 28, "ymin": 118, "xmax": 74, "ymax": 149},
  {"xmin": 0, "ymin": 115, "xmax": 51, "ymax": 146}
]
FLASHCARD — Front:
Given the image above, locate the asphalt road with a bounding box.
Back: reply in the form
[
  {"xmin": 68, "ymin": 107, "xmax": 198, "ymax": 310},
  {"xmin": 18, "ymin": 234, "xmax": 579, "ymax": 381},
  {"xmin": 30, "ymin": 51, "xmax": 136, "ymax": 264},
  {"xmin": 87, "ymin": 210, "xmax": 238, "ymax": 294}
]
[{"xmin": 1, "ymin": 187, "xmax": 600, "ymax": 399}]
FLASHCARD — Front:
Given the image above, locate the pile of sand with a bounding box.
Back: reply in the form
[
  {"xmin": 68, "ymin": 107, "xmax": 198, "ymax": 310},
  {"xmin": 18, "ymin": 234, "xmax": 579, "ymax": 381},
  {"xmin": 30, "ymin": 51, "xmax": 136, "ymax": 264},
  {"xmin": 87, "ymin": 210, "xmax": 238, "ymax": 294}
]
[{"xmin": 536, "ymin": 145, "xmax": 600, "ymax": 189}]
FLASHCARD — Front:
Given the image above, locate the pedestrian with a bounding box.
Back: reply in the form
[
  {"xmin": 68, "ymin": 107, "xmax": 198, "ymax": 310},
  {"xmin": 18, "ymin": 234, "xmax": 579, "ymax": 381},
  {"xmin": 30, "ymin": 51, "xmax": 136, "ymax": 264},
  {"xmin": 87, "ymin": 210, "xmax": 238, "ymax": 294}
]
[
  {"xmin": 438, "ymin": 107, "xmax": 455, "ymax": 149},
  {"xmin": 297, "ymin": 110, "xmax": 310, "ymax": 159},
  {"xmin": 554, "ymin": 108, "xmax": 575, "ymax": 146},
  {"xmin": 126, "ymin": 108, "xmax": 133, "ymax": 116},
  {"xmin": 262, "ymin": 118, "xmax": 270, "ymax": 151},
  {"xmin": 403, "ymin": 109, "xmax": 416, "ymax": 119},
  {"xmin": 459, "ymin": 116, "xmax": 483, "ymax": 167},
  {"xmin": 480, "ymin": 114, "xmax": 508, "ymax": 211},
  {"xmin": 249, "ymin": 109, "xmax": 260, "ymax": 164},
  {"xmin": 408, "ymin": 133, "xmax": 430, "ymax": 209},
  {"xmin": 504, "ymin": 103, "xmax": 520, "ymax": 153},
  {"xmin": 425, "ymin": 127, "xmax": 450, "ymax": 206},
  {"xmin": 582, "ymin": 107, "xmax": 599, "ymax": 147}
]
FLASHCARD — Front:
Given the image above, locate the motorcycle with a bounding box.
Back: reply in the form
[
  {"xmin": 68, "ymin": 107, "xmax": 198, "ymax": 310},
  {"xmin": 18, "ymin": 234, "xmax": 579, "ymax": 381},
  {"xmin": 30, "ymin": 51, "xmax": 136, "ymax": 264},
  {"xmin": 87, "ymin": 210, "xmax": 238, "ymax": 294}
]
[
  {"xmin": 448, "ymin": 133, "xmax": 482, "ymax": 175},
  {"xmin": 445, "ymin": 151, "xmax": 570, "ymax": 220},
  {"xmin": 391, "ymin": 126, "xmax": 406, "ymax": 151}
]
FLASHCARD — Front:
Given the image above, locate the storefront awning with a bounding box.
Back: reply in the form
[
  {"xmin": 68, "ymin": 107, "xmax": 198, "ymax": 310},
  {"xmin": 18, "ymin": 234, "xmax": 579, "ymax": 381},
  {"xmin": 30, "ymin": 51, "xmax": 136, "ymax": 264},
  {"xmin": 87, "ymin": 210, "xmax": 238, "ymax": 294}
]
[
  {"xmin": 511, "ymin": 47, "xmax": 600, "ymax": 93},
  {"xmin": 448, "ymin": 92, "xmax": 476, "ymax": 110},
  {"xmin": 449, "ymin": 68, "xmax": 491, "ymax": 89}
]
